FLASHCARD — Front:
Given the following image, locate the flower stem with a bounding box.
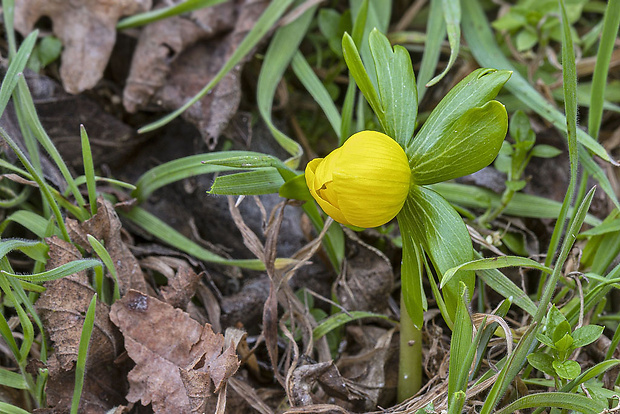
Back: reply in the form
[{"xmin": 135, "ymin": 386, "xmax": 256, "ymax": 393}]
[{"xmin": 398, "ymin": 292, "xmax": 422, "ymax": 402}]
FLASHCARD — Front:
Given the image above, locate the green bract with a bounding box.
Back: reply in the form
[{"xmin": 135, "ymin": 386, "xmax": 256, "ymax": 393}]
[{"xmin": 338, "ymin": 28, "xmax": 511, "ymax": 326}]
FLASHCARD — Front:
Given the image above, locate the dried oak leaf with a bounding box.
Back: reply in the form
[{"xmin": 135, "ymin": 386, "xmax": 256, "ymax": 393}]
[
  {"xmin": 36, "ymin": 236, "xmax": 126, "ymax": 413},
  {"xmin": 109, "ymin": 290, "xmax": 243, "ymax": 414},
  {"xmin": 123, "ymin": 0, "xmax": 269, "ymax": 147},
  {"xmin": 67, "ymin": 197, "xmax": 147, "ymax": 295},
  {"xmin": 14, "ymin": 0, "xmax": 151, "ymax": 94}
]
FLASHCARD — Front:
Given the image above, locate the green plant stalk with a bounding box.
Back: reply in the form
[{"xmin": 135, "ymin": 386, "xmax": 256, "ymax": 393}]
[
  {"xmin": 397, "ymin": 292, "xmax": 422, "ymax": 402},
  {"xmin": 0, "ymin": 127, "xmax": 70, "ymax": 241},
  {"xmin": 71, "ymin": 294, "xmax": 97, "ymax": 414}
]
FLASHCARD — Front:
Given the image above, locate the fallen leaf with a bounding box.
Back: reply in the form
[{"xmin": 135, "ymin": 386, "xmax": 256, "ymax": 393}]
[
  {"xmin": 14, "ymin": 0, "xmax": 151, "ymax": 94},
  {"xmin": 67, "ymin": 198, "xmax": 147, "ymax": 295},
  {"xmin": 110, "ymin": 290, "xmax": 243, "ymax": 414},
  {"xmin": 140, "ymin": 256, "xmax": 200, "ymax": 310},
  {"xmin": 123, "ymin": 0, "xmax": 269, "ymax": 147},
  {"xmin": 36, "ymin": 237, "xmax": 126, "ymax": 413}
]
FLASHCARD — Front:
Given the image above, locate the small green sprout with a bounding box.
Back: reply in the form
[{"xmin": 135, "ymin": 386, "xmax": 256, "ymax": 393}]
[{"xmin": 528, "ymin": 305, "xmax": 604, "ymax": 387}]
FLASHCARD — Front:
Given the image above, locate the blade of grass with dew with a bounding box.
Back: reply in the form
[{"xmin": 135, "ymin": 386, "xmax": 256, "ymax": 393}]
[
  {"xmin": 117, "ymin": 0, "xmax": 227, "ymax": 30},
  {"xmin": 442, "ymin": 256, "xmax": 553, "ymax": 289},
  {"xmin": 256, "ymin": 0, "xmax": 315, "ymax": 165},
  {"xmin": 481, "ymin": 188, "xmax": 596, "ymax": 413},
  {"xmin": 291, "ymin": 52, "xmax": 342, "ymax": 137},
  {"xmin": 494, "ymin": 392, "xmax": 605, "ymax": 414},
  {"xmin": 80, "ymin": 126, "xmax": 97, "ymax": 216},
  {"xmin": 427, "ymin": 0, "xmax": 460, "ymax": 86},
  {"xmin": 416, "ymin": 0, "xmax": 445, "ymax": 101},
  {"xmin": 1, "ymin": 259, "xmax": 102, "ymax": 283},
  {"xmin": 0, "ymin": 127, "xmax": 69, "ymax": 241},
  {"xmin": 131, "ymin": 152, "xmax": 263, "ymax": 202},
  {"xmin": 13, "ymin": 76, "xmax": 87, "ymax": 208},
  {"xmin": 87, "ymin": 236, "xmax": 120, "ymax": 302},
  {"xmin": 0, "ymin": 30, "xmax": 37, "ymax": 117},
  {"xmin": 209, "ymin": 169, "xmax": 285, "ymax": 195},
  {"xmin": 431, "ymin": 182, "xmax": 601, "ymax": 226},
  {"xmin": 588, "ymin": 0, "xmax": 620, "ymax": 140},
  {"xmin": 313, "ymin": 311, "xmax": 392, "ymax": 340},
  {"xmin": 139, "ymin": 0, "xmax": 294, "ymax": 134},
  {"xmin": 120, "ymin": 206, "xmax": 283, "ymax": 271},
  {"xmin": 70, "ymin": 294, "xmax": 97, "ymax": 414}
]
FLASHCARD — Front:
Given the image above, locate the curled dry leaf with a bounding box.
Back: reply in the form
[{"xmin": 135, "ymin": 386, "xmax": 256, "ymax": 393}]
[
  {"xmin": 123, "ymin": 0, "xmax": 269, "ymax": 147},
  {"xmin": 109, "ymin": 290, "xmax": 243, "ymax": 414},
  {"xmin": 140, "ymin": 256, "xmax": 200, "ymax": 310},
  {"xmin": 36, "ymin": 236, "xmax": 126, "ymax": 413},
  {"xmin": 14, "ymin": 0, "xmax": 151, "ymax": 94},
  {"xmin": 67, "ymin": 197, "xmax": 147, "ymax": 294}
]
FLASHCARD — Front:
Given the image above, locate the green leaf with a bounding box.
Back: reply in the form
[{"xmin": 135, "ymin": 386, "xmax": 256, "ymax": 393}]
[
  {"xmin": 441, "ymin": 256, "xmax": 552, "ymax": 289},
  {"xmin": 428, "ymin": 0, "xmax": 460, "ymax": 86},
  {"xmin": 461, "ymin": 0, "xmax": 618, "ymax": 178},
  {"xmin": 71, "ymin": 294, "xmax": 97, "ymax": 414},
  {"xmin": 494, "ymin": 391, "xmax": 605, "ymax": 414},
  {"xmin": 505, "ymin": 180, "xmax": 526, "ymax": 191},
  {"xmin": 256, "ymin": 0, "xmax": 316, "ymax": 164},
  {"xmin": 279, "ymin": 174, "xmax": 312, "ymax": 201},
  {"xmin": 0, "ymin": 368, "xmax": 28, "ymax": 389},
  {"xmin": 1, "ymin": 259, "xmax": 102, "ymax": 283},
  {"xmin": 417, "ymin": 0, "xmax": 445, "ymax": 101},
  {"xmin": 117, "ymin": 0, "xmax": 227, "ymax": 29},
  {"xmin": 209, "ymin": 169, "xmax": 284, "ymax": 195},
  {"xmin": 527, "ymin": 352, "xmax": 556, "ymax": 377},
  {"xmin": 318, "ymin": 9, "xmax": 350, "ymax": 56},
  {"xmin": 570, "ymin": 325, "xmax": 604, "ymax": 348},
  {"xmin": 554, "ymin": 332, "xmax": 574, "ymax": 352},
  {"xmin": 402, "ymin": 186, "xmax": 473, "ymax": 321},
  {"xmin": 0, "ymin": 402, "xmax": 31, "ymax": 414},
  {"xmin": 536, "ymin": 333, "xmax": 556, "ymax": 349},
  {"xmin": 342, "ymin": 32, "xmax": 384, "ymax": 128},
  {"xmin": 291, "ymin": 52, "xmax": 342, "ymax": 137},
  {"xmin": 408, "ymin": 69, "xmax": 511, "ymax": 165},
  {"xmin": 448, "ymin": 283, "xmax": 473, "ymax": 405},
  {"xmin": 579, "ymin": 218, "xmax": 620, "ymax": 237},
  {"xmin": 531, "ymin": 144, "xmax": 563, "ymax": 158},
  {"xmin": 313, "ymin": 311, "xmax": 391, "ymax": 340},
  {"xmin": 397, "ymin": 218, "xmax": 426, "ymax": 328},
  {"xmin": 410, "ymin": 100, "xmax": 507, "ymax": 184},
  {"xmin": 553, "ymin": 360, "xmax": 581, "ymax": 380},
  {"xmin": 368, "ymin": 28, "xmax": 418, "ymax": 147}
]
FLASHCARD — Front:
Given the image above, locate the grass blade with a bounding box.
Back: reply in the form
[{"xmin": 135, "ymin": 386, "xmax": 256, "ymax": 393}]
[
  {"xmin": 0, "ymin": 31, "xmax": 37, "ymax": 117},
  {"xmin": 428, "ymin": 0, "xmax": 460, "ymax": 86},
  {"xmin": 257, "ymin": 1, "xmax": 316, "ymax": 164},
  {"xmin": 495, "ymin": 392, "xmax": 605, "ymax": 414},
  {"xmin": 117, "ymin": 0, "xmax": 227, "ymax": 30},
  {"xmin": 313, "ymin": 311, "xmax": 391, "ymax": 340},
  {"xmin": 70, "ymin": 294, "xmax": 97, "ymax": 414},
  {"xmin": 87, "ymin": 235, "xmax": 120, "ymax": 302},
  {"xmin": 1, "ymin": 259, "xmax": 102, "ymax": 283},
  {"xmin": 291, "ymin": 51, "xmax": 342, "ymax": 137},
  {"xmin": 80, "ymin": 126, "xmax": 97, "ymax": 216},
  {"xmin": 416, "ymin": 0, "xmax": 445, "ymax": 101},
  {"xmin": 588, "ymin": 0, "xmax": 620, "ymax": 140}
]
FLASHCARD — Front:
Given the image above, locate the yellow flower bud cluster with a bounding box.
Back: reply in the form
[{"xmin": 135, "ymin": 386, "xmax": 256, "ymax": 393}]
[{"xmin": 305, "ymin": 131, "xmax": 411, "ymax": 228}]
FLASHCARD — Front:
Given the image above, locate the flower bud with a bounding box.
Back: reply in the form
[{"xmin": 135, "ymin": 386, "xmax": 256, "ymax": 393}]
[{"xmin": 305, "ymin": 131, "xmax": 411, "ymax": 228}]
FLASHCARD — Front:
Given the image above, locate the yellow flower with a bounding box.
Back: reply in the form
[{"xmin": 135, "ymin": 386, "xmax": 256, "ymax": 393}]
[{"xmin": 305, "ymin": 131, "xmax": 411, "ymax": 228}]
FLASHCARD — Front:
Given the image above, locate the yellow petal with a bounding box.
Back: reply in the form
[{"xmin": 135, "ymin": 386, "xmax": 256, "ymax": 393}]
[{"xmin": 305, "ymin": 130, "xmax": 410, "ymax": 228}]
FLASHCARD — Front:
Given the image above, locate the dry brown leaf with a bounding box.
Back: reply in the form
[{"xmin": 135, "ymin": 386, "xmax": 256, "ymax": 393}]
[
  {"xmin": 140, "ymin": 256, "xmax": 200, "ymax": 310},
  {"xmin": 109, "ymin": 290, "xmax": 243, "ymax": 414},
  {"xmin": 123, "ymin": 0, "xmax": 269, "ymax": 147},
  {"xmin": 36, "ymin": 236, "xmax": 126, "ymax": 413},
  {"xmin": 67, "ymin": 198, "xmax": 147, "ymax": 295},
  {"xmin": 14, "ymin": 0, "xmax": 151, "ymax": 94}
]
